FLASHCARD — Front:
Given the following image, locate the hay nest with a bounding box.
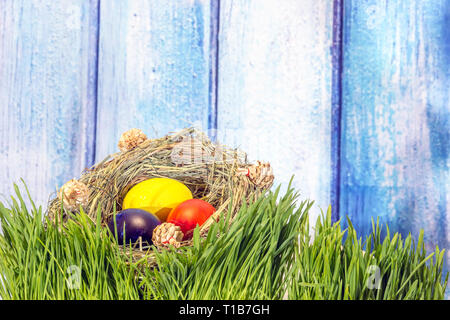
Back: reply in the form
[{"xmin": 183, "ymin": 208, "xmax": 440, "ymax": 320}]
[{"xmin": 47, "ymin": 127, "xmax": 274, "ymax": 265}]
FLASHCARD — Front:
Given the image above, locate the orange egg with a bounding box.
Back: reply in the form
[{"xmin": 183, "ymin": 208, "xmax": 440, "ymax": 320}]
[{"xmin": 167, "ymin": 199, "xmax": 216, "ymax": 239}]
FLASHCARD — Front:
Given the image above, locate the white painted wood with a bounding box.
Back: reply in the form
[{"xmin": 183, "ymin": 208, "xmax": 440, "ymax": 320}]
[
  {"xmin": 0, "ymin": 0, "xmax": 98, "ymax": 208},
  {"xmin": 217, "ymin": 0, "xmax": 334, "ymax": 221},
  {"xmin": 95, "ymin": 0, "xmax": 215, "ymax": 162}
]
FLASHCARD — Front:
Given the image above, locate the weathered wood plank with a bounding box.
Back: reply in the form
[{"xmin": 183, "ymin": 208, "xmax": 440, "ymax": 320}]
[
  {"xmin": 217, "ymin": 0, "xmax": 334, "ymax": 221},
  {"xmin": 0, "ymin": 0, "xmax": 99, "ymax": 207},
  {"xmin": 95, "ymin": 0, "xmax": 216, "ymax": 161},
  {"xmin": 341, "ymin": 0, "xmax": 450, "ymax": 258}
]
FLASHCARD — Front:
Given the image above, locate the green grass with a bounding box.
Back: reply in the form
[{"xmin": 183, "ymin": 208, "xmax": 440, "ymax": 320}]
[
  {"xmin": 288, "ymin": 208, "xmax": 449, "ymax": 300},
  {"xmin": 0, "ymin": 181, "xmax": 447, "ymax": 300},
  {"xmin": 0, "ymin": 183, "xmax": 141, "ymax": 299},
  {"xmin": 140, "ymin": 182, "xmax": 311, "ymax": 299}
]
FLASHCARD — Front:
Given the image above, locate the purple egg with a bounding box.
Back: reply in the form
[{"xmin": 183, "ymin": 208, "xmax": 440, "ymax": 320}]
[{"xmin": 108, "ymin": 208, "xmax": 161, "ymax": 245}]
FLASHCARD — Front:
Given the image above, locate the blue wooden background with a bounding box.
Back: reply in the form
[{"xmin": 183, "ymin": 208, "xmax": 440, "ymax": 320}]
[{"xmin": 0, "ymin": 0, "xmax": 449, "ymax": 291}]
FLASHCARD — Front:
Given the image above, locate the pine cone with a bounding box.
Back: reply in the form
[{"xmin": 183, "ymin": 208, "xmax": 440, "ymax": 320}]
[
  {"xmin": 152, "ymin": 223, "xmax": 184, "ymax": 248},
  {"xmin": 57, "ymin": 179, "xmax": 89, "ymax": 212},
  {"xmin": 118, "ymin": 128, "xmax": 148, "ymax": 152},
  {"xmin": 237, "ymin": 161, "xmax": 274, "ymax": 190}
]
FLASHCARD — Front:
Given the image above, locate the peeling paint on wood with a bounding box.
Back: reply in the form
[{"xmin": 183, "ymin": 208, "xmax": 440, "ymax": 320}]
[
  {"xmin": 0, "ymin": 0, "xmax": 99, "ymax": 207},
  {"xmin": 216, "ymin": 0, "xmax": 334, "ymax": 222},
  {"xmin": 95, "ymin": 0, "xmax": 216, "ymax": 161},
  {"xmin": 340, "ymin": 0, "xmax": 450, "ymax": 265}
]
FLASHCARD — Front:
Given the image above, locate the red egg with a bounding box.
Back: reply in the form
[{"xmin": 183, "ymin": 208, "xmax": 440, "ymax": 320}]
[{"xmin": 167, "ymin": 199, "xmax": 216, "ymax": 239}]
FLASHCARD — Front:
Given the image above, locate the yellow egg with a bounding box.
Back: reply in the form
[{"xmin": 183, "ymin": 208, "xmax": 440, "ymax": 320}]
[{"xmin": 123, "ymin": 178, "xmax": 193, "ymax": 222}]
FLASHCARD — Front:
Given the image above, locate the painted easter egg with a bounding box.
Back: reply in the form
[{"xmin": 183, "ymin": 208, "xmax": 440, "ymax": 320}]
[
  {"xmin": 167, "ymin": 199, "xmax": 216, "ymax": 239},
  {"xmin": 108, "ymin": 209, "xmax": 161, "ymax": 245},
  {"xmin": 123, "ymin": 178, "xmax": 193, "ymax": 222}
]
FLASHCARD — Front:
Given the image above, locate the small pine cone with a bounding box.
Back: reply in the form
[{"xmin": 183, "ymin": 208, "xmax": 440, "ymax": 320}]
[
  {"xmin": 237, "ymin": 161, "xmax": 274, "ymax": 190},
  {"xmin": 57, "ymin": 179, "xmax": 89, "ymax": 212},
  {"xmin": 152, "ymin": 223, "xmax": 184, "ymax": 248},
  {"xmin": 118, "ymin": 128, "xmax": 148, "ymax": 152}
]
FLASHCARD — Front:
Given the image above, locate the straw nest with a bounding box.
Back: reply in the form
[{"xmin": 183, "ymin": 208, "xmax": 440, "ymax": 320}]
[{"xmin": 47, "ymin": 127, "xmax": 274, "ymax": 265}]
